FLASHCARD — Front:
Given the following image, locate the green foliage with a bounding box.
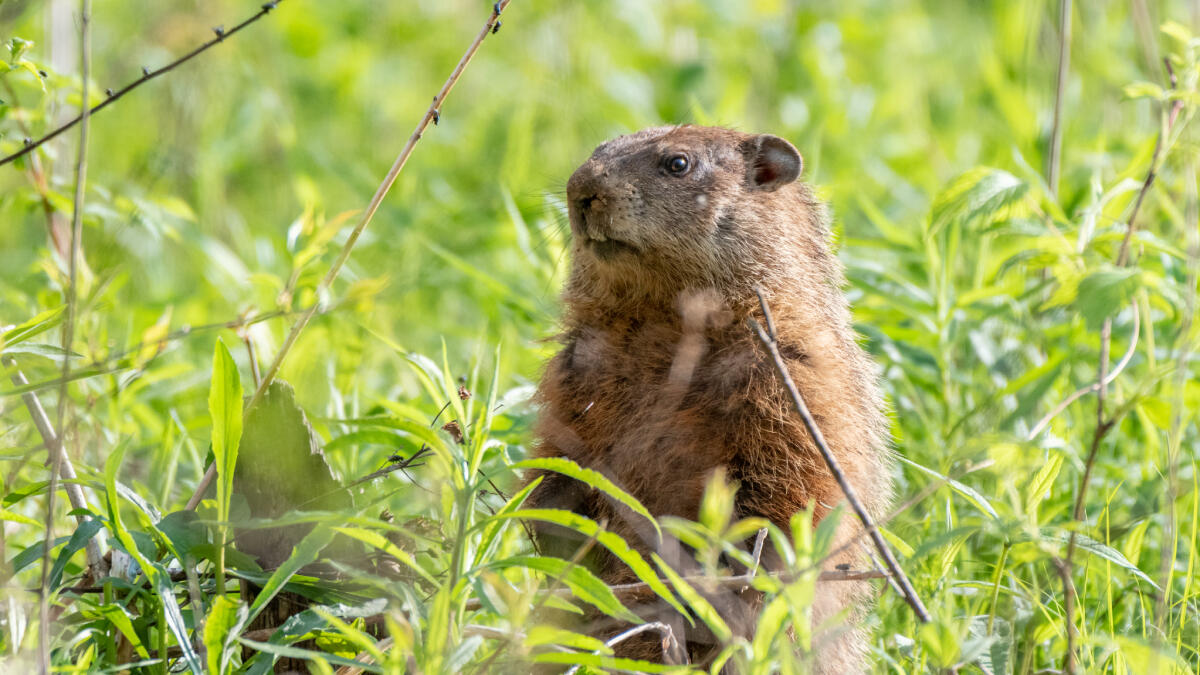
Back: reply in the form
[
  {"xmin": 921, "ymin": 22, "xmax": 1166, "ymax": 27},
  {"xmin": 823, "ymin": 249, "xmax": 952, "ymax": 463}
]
[{"xmin": 0, "ymin": 0, "xmax": 1199, "ymax": 673}]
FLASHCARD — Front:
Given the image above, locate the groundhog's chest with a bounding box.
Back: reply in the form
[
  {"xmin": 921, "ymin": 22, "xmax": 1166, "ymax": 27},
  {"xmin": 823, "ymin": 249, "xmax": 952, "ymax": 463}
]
[{"xmin": 543, "ymin": 320, "xmax": 763, "ymax": 515}]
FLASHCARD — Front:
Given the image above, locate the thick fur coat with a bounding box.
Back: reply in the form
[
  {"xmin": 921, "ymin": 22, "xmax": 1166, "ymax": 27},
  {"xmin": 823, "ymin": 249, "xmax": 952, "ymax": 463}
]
[{"xmin": 526, "ymin": 125, "xmax": 892, "ymax": 673}]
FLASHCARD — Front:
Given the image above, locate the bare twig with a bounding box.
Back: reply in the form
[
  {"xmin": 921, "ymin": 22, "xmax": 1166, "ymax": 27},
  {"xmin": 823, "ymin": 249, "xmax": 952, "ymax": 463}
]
[
  {"xmin": 1047, "ymin": 0, "xmax": 1072, "ymax": 195},
  {"xmin": 186, "ymin": 0, "xmax": 512, "ymax": 512},
  {"xmin": 462, "ymin": 567, "xmax": 886, "ymax": 615},
  {"xmin": 0, "ymin": 1, "xmax": 285, "ymax": 168},
  {"xmin": 39, "ymin": 3, "xmax": 91, "ymax": 671},
  {"xmin": 242, "ymin": 330, "xmax": 261, "ymax": 389},
  {"xmin": 1027, "ymin": 303, "xmax": 1139, "ymax": 440},
  {"xmin": 564, "ymin": 622, "xmax": 683, "ymax": 675},
  {"xmin": 740, "ymin": 527, "xmax": 768, "ymax": 591},
  {"xmin": 748, "ymin": 288, "xmax": 930, "ymax": 623},
  {"xmin": 4, "ymin": 359, "xmax": 106, "ymax": 579},
  {"xmin": 1115, "ymin": 59, "xmax": 1185, "ymax": 268}
]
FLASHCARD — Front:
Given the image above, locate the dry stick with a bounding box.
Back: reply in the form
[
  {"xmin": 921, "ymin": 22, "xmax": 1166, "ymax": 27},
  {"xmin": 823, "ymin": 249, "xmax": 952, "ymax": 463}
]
[
  {"xmin": 225, "ymin": 568, "xmax": 887, "ymax": 640},
  {"xmin": 1047, "ymin": 0, "xmax": 1072, "ymax": 195},
  {"xmin": 185, "ymin": 0, "xmax": 512, "ymax": 512},
  {"xmin": 4, "ymin": 360, "xmax": 106, "ymax": 579},
  {"xmin": 563, "ymin": 622, "xmax": 682, "ymax": 675},
  {"xmin": 1059, "ymin": 58, "xmax": 1186, "ymax": 675},
  {"xmin": 38, "ymin": 3, "xmax": 91, "ymax": 672},
  {"xmin": 748, "ymin": 288, "xmax": 930, "ymax": 624},
  {"xmin": 0, "ymin": 1, "xmax": 284, "ymax": 169},
  {"xmin": 739, "ymin": 527, "xmax": 768, "ymax": 591}
]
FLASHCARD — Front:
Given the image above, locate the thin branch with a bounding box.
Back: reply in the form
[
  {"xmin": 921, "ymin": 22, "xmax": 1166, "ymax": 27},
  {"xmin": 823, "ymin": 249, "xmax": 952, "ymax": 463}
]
[
  {"xmin": 39, "ymin": 3, "xmax": 91, "ymax": 671},
  {"xmin": 564, "ymin": 622, "xmax": 683, "ymax": 675},
  {"xmin": 740, "ymin": 527, "xmax": 768, "ymax": 591},
  {"xmin": 1027, "ymin": 302, "xmax": 1139, "ymax": 440},
  {"xmin": 0, "ymin": 1, "xmax": 285, "ymax": 169},
  {"xmin": 1115, "ymin": 59, "xmax": 1185, "ymax": 268},
  {"xmin": 1060, "ymin": 56, "xmax": 1186, "ymax": 675},
  {"xmin": 4, "ymin": 358, "xmax": 106, "ymax": 579},
  {"xmin": 1047, "ymin": 0, "xmax": 1072, "ymax": 195},
  {"xmin": 185, "ymin": 0, "xmax": 512, "ymax": 512},
  {"xmin": 464, "ymin": 568, "xmax": 886, "ymax": 614},
  {"xmin": 748, "ymin": 288, "xmax": 930, "ymax": 623}
]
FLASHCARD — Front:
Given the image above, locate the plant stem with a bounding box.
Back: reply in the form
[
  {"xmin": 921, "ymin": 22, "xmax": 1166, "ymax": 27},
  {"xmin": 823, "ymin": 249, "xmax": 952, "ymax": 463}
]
[
  {"xmin": 185, "ymin": 0, "xmax": 512, "ymax": 512},
  {"xmin": 749, "ymin": 288, "xmax": 930, "ymax": 623},
  {"xmin": 1047, "ymin": 0, "xmax": 1072, "ymax": 196},
  {"xmin": 39, "ymin": 2, "xmax": 90, "ymax": 670},
  {"xmin": 0, "ymin": 1, "xmax": 286, "ymax": 168}
]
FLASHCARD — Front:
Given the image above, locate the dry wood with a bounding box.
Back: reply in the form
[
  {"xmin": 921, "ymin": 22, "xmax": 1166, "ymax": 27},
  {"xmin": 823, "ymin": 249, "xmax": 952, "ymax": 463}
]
[
  {"xmin": 186, "ymin": 0, "xmax": 512, "ymax": 512},
  {"xmin": 0, "ymin": 1, "xmax": 286, "ymax": 168},
  {"xmin": 748, "ymin": 287, "xmax": 930, "ymax": 623}
]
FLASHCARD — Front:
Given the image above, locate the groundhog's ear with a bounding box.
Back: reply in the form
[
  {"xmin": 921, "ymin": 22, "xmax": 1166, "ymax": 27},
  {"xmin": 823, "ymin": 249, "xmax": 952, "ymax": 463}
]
[{"xmin": 744, "ymin": 134, "xmax": 803, "ymax": 190}]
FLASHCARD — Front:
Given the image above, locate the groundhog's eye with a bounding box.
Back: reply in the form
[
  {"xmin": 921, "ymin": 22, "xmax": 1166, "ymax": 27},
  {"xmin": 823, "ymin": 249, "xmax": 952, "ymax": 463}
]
[{"xmin": 666, "ymin": 154, "xmax": 689, "ymax": 175}]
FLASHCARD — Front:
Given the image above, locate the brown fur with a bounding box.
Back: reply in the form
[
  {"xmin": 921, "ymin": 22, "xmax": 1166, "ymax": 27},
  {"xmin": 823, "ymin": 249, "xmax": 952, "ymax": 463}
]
[{"xmin": 526, "ymin": 125, "xmax": 892, "ymax": 673}]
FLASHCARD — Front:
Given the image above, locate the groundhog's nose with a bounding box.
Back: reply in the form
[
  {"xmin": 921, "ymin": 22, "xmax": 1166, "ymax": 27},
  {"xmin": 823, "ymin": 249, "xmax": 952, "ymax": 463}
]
[{"xmin": 567, "ymin": 161, "xmax": 609, "ymax": 213}]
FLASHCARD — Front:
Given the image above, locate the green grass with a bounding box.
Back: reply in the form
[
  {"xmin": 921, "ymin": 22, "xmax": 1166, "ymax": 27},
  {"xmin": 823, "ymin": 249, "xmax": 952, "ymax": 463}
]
[{"xmin": 0, "ymin": 0, "xmax": 1198, "ymax": 672}]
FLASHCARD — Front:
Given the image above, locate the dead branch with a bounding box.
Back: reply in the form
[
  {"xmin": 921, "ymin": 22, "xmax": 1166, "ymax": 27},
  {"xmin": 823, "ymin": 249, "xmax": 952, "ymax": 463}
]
[
  {"xmin": 186, "ymin": 0, "xmax": 513, "ymax": 512},
  {"xmin": 3, "ymin": 358, "xmax": 106, "ymax": 579},
  {"xmin": 0, "ymin": 1, "xmax": 285, "ymax": 168},
  {"xmin": 564, "ymin": 622, "xmax": 684, "ymax": 674},
  {"xmin": 1060, "ymin": 56, "xmax": 1187, "ymax": 675},
  {"xmin": 748, "ymin": 287, "xmax": 930, "ymax": 623}
]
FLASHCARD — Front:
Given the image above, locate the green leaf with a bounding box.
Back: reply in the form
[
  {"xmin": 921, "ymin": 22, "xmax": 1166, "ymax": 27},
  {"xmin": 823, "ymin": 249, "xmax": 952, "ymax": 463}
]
[
  {"xmin": 247, "ymin": 524, "xmax": 338, "ymax": 624},
  {"xmin": 7, "ymin": 37, "xmax": 32, "ymax": 61},
  {"xmin": 1074, "ymin": 266, "xmax": 1141, "ymax": 330},
  {"xmin": 152, "ymin": 561, "xmax": 204, "ymax": 673},
  {"xmin": 238, "ymin": 638, "xmax": 384, "ymax": 673},
  {"xmin": 1023, "ymin": 453, "xmax": 1063, "ymax": 522},
  {"xmin": 332, "ymin": 526, "xmax": 438, "ymax": 586},
  {"xmin": 93, "ymin": 603, "xmax": 149, "ymax": 659},
  {"xmin": 897, "ymin": 456, "xmax": 998, "ymax": 519},
  {"xmin": 474, "ymin": 476, "xmax": 541, "ymax": 567},
  {"xmin": 154, "ymin": 510, "xmax": 206, "ymax": 560},
  {"xmin": 497, "ymin": 509, "xmax": 690, "ymax": 619},
  {"xmin": 204, "ymin": 596, "xmax": 249, "ymax": 675},
  {"xmin": 653, "ymin": 553, "xmax": 732, "ymax": 642},
  {"xmin": 1, "ymin": 306, "xmax": 65, "ymax": 350},
  {"xmin": 930, "ymin": 167, "xmax": 1029, "ymax": 235},
  {"xmin": 513, "ymin": 457, "xmax": 660, "ymax": 539},
  {"xmin": 487, "ymin": 555, "xmax": 640, "ymax": 623},
  {"xmin": 1039, "ymin": 529, "xmax": 1159, "ymax": 588},
  {"xmin": 523, "ymin": 625, "xmax": 609, "ymax": 652},
  {"xmin": 1123, "ymin": 81, "xmax": 1166, "ymax": 100},
  {"xmin": 0, "ymin": 506, "xmax": 42, "ymax": 527},
  {"xmin": 48, "ymin": 518, "xmax": 103, "ymax": 590},
  {"xmin": 209, "ymin": 339, "xmax": 243, "ymax": 523}
]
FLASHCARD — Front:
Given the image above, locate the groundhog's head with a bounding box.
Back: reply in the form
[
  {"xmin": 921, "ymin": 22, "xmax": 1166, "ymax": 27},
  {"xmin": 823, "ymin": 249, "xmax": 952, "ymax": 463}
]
[{"xmin": 565, "ymin": 125, "xmax": 827, "ymax": 305}]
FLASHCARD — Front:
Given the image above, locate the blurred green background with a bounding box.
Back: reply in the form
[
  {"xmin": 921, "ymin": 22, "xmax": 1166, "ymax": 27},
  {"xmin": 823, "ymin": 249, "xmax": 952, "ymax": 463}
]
[
  {"xmin": 0, "ymin": 0, "xmax": 1174, "ymax": 398},
  {"xmin": 2, "ymin": 0, "xmax": 1199, "ymax": 671}
]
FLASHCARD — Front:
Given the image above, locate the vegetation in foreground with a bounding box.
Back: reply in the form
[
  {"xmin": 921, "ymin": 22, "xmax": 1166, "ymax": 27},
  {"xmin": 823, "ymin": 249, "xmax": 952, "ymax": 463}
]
[{"xmin": 0, "ymin": 0, "xmax": 1198, "ymax": 672}]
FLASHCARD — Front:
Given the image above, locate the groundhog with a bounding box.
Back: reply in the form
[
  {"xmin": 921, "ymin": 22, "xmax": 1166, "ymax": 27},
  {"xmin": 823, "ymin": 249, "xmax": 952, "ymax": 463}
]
[{"xmin": 525, "ymin": 125, "xmax": 892, "ymax": 673}]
